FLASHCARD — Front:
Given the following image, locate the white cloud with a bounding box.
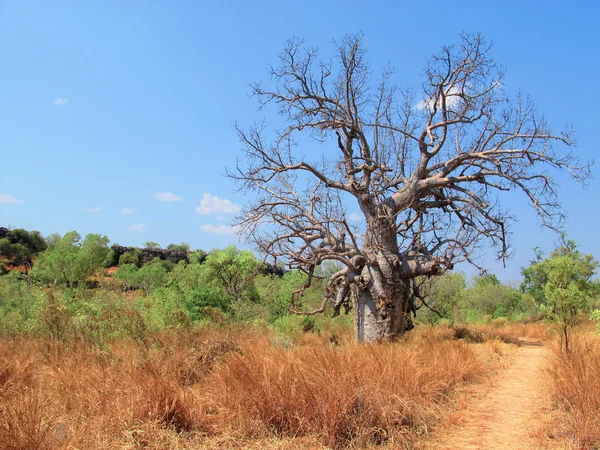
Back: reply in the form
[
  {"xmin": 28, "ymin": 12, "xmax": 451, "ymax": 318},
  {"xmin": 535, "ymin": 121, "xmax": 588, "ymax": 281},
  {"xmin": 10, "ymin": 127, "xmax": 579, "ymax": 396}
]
[
  {"xmin": 348, "ymin": 212, "xmax": 362, "ymax": 222},
  {"xmin": 0, "ymin": 195, "xmax": 23, "ymax": 204},
  {"xmin": 85, "ymin": 207, "xmax": 102, "ymax": 213},
  {"xmin": 52, "ymin": 98, "xmax": 69, "ymax": 106},
  {"xmin": 196, "ymin": 193, "xmax": 241, "ymax": 215},
  {"xmin": 121, "ymin": 207, "xmax": 134, "ymax": 215},
  {"xmin": 416, "ymin": 86, "xmax": 463, "ymax": 112},
  {"xmin": 128, "ymin": 224, "xmax": 146, "ymax": 232},
  {"xmin": 200, "ymin": 224, "xmax": 240, "ymax": 235},
  {"xmin": 153, "ymin": 192, "xmax": 183, "ymax": 202}
]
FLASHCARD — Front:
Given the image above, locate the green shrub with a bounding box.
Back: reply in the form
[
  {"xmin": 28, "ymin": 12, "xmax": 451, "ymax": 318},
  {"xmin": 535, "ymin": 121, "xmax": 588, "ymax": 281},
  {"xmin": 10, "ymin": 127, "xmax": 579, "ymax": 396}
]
[
  {"xmin": 37, "ymin": 291, "xmax": 73, "ymax": 341},
  {"xmin": 270, "ymin": 315, "xmax": 301, "ymax": 342},
  {"xmin": 184, "ymin": 286, "xmax": 230, "ymax": 321},
  {"xmin": 0, "ymin": 273, "xmax": 42, "ymax": 336},
  {"xmin": 119, "ymin": 248, "xmax": 141, "ymax": 266},
  {"xmin": 592, "ymin": 310, "xmax": 600, "ymax": 334}
]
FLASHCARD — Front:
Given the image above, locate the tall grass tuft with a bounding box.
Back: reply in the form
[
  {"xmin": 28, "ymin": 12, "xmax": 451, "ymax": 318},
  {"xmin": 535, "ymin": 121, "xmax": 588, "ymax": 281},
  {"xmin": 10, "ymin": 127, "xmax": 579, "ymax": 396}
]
[
  {"xmin": 549, "ymin": 335, "xmax": 600, "ymax": 448},
  {"xmin": 0, "ymin": 390, "xmax": 55, "ymax": 450},
  {"xmin": 205, "ymin": 336, "xmax": 484, "ymax": 448}
]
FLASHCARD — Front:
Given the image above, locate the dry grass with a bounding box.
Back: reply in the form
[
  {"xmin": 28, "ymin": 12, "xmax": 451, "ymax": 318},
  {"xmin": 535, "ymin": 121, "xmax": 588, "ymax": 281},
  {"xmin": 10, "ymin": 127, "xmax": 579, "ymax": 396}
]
[
  {"xmin": 0, "ymin": 330, "xmax": 241, "ymax": 449},
  {"xmin": 409, "ymin": 321, "xmax": 549, "ymax": 346},
  {"xmin": 0, "ymin": 325, "xmax": 516, "ymax": 449},
  {"xmin": 205, "ymin": 336, "xmax": 485, "ymax": 448},
  {"xmin": 548, "ymin": 333, "xmax": 600, "ymax": 449}
]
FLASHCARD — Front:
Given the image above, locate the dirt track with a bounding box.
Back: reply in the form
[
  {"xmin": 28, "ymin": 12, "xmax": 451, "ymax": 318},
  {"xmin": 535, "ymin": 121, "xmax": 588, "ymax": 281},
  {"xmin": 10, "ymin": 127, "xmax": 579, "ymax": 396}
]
[{"xmin": 425, "ymin": 342, "xmax": 556, "ymax": 449}]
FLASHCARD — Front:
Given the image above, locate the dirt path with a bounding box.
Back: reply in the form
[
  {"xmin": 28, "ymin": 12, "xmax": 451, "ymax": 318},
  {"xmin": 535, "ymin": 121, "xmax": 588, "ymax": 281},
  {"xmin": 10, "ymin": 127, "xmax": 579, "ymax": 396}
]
[{"xmin": 425, "ymin": 342, "xmax": 556, "ymax": 449}]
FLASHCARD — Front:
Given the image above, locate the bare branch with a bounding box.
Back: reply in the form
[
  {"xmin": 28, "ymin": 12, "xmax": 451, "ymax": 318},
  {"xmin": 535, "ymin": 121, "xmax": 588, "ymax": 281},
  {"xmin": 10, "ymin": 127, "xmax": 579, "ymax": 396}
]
[{"xmin": 231, "ymin": 33, "xmax": 591, "ymax": 341}]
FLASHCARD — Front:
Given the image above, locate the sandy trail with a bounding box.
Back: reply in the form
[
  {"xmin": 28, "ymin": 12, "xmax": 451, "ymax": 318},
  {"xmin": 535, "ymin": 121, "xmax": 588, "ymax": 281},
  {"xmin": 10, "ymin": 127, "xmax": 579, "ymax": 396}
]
[{"xmin": 425, "ymin": 342, "xmax": 556, "ymax": 450}]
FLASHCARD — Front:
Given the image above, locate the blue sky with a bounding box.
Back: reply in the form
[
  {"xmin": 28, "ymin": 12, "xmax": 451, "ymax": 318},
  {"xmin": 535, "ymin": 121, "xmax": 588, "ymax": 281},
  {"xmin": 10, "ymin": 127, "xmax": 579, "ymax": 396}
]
[{"xmin": 0, "ymin": 0, "xmax": 598, "ymax": 282}]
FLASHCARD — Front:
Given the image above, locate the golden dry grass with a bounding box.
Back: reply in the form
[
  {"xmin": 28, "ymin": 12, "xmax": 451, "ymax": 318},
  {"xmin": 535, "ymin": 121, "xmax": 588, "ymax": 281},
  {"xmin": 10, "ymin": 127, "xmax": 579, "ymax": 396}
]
[
  {"xmin": 548, "ymin": 332, "xmax": 600, "ymax": 449},
  {"xmin": 0, "ymin": 324, "xmax": 535, "ymax": 449},
  {"xmin": 409, "ymin": 321, "xmax": 549, "ymax": 346},
  {"xmin": 206, "ymin": 337, "xmax": 486, "ymax": 448}
]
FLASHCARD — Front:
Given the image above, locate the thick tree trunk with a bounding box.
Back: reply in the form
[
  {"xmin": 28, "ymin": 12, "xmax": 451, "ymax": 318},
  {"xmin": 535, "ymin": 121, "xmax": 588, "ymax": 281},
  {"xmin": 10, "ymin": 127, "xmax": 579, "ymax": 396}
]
[
  {"xmin": 352, "ymin": 252, "xmax": 414, "ymax": 342},
  {"xmin": 352, "ymin": 218, "xmax": 415, "ymax": 342},
  {"xmin": 353, "ymin": 280, "xmax": 413, "ymax": 342}
]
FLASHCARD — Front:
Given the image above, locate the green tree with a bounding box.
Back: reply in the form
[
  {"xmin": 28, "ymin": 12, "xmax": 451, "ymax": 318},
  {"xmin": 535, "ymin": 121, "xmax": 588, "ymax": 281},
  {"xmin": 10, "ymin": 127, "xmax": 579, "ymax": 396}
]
[
  {"xmin": 523, "ymin": 240, "xmax": 598, "ymax": 352},
  {"xmin": 184, "ymin": 286, "xmax": 229, "ymax": 321},
  {"xmin": 255, "ymin": 270, "xmax": 324, "ymax": 322},
  {"xmin": 32, "ymin": 231, "xmax": 110, "ymax": 286},
  {"xmin": 137, "ymin": 262, "xmax": 168, "ymax": 294},
  {"xmin": 8, "ymin": 229, "xmax": 46, "ymax": 254},
  {"xmin": 144, "ymin": 241, "xmax": 161, "ymax": 250},
  {"xmin": 119, "ymin": 248, "xmax": 141, "ymax": 266},
  {"xmin": 204, "ymin": 246, "xmax": 260, "ymax": 303},
  {"xmin": 0, "ymin": 239, "xmax": 29, "ymax": 265},
  {"xmin": 167, "ymin": 260, "xmax": 209, "ymax": 296},
  {"xmin": 521, "ymin": 248, "xmax": 548, "ymax": 308},
  {"xmin": 167, "ymin": 242, "xmax": 190, "ymax": 253},
  {"xmin": 44, "ymin": 233, "xmax": 61, "ymax": 248},
  {"xmin": 115, "ymin": 263, "xmax": 140, "ymax": 288},
  {"xmin": 115, "ymin": 261, "xmax": 168, "ymax": 295},
  {"xmin": 144, "ymin": 257, "xmax": 174, "ymax": 272},
  {"xmin": 416, "ymin": 272, "xmax": 466, "ymax": 324},
  {"xmin": 0, "ymin": 239, "xmax": 12, "ymax": 258},
  {"xmin": 463, "ymin": 275, "xmax": 520, "ymax": 320},
  {"xmin": 188, "ymin": 250, "xmax": 207, "ymax": 264},
  {"xmin": 0, "ymin": 228, "xmax": 47, "ymax": 266}
]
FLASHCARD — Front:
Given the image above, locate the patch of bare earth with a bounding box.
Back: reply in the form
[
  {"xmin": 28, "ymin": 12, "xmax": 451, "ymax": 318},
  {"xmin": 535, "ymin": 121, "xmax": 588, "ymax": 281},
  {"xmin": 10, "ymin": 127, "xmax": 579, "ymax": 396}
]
[{"xmin": 423, "ymin": 340, "xmax": 564, "ymax": 450}]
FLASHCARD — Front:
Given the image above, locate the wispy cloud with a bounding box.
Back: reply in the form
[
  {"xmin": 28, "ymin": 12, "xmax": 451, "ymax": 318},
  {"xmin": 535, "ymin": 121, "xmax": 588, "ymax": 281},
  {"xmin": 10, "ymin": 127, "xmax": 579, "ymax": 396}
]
[
  {"xmin": 128, "ymin": 224, "xmax": 146, "ymax": 232},
  {"xmin": 52, "ymin": 98, "xmax": 69, "ymax": 106},
  {"xmin": 153, "ymin": 192, "xmax": 183, "ymax": 202},
  {"xmin": 85, "ymin": 207, "xmax": 102, "ymax": 213},
  {"xmin": 200, "ymin": 224, "xmax": 240, "ymax": 235},
  {"xmin": 416, "ymin": 86, "xmax": 463, "ymax": 112},
  {"xmin": 196, "ymin": 193, "xmax": 241, "ymax": 215},
  {"xmin": 348, "ymin": 212, "xmax": 362, "ymax": 222},
  {"xmin": 121, "ymin": 207, "xmax": 134, "ymax": 215},
  {"xmin": 0, "ymin": 195, "xmax": 23, "ymax": 204}
]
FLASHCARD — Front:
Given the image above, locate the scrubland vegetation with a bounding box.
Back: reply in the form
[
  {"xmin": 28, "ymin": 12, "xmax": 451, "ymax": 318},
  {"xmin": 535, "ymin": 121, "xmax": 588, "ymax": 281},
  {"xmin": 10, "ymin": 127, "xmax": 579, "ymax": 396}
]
[
  {"xmin": 0, "ymin": 228, "xmax": 599, "ymax": 448},
  {"xmin": 0, "ymin": 323, "xmax": 535, "ymax": 449},
  {"xmin": 548, "ymin": 322, "xmax": 600, "ymax": 449}
]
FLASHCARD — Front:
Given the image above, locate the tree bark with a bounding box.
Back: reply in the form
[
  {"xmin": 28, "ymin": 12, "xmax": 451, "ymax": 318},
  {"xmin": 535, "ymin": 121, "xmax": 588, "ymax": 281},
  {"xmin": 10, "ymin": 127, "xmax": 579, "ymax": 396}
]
[
  {"xmin": 354, "ymin": 283, "xmax": 413, "ymax": 342},
  {"xmin": 354, "ymin": 220, "xmax": 414, "ymax": 342}
]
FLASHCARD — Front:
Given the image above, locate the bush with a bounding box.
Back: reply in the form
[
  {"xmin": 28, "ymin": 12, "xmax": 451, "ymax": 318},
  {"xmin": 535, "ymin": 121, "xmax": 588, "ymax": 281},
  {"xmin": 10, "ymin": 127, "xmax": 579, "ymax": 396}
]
[
  {"xmin": 37, "ymin": 291, "xmax": 73, "ymax": 341},
  {"xmin": 184, "ymin": 286, "xmax": 230, "ymax": 321},
  {"xmin": 119, "ymin": 248, "xmax": 141, "ymax": 266},
  {"xmin": 0, "ymin": 273, "xmax": 42, "ymax": 336}
]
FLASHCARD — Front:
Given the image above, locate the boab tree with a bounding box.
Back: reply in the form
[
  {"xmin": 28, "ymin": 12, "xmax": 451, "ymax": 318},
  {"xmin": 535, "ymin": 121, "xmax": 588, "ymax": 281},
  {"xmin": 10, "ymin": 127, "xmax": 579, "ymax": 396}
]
[{"xmin": 231, "ymin": 34, "xmax": 590, "ymax": 342}]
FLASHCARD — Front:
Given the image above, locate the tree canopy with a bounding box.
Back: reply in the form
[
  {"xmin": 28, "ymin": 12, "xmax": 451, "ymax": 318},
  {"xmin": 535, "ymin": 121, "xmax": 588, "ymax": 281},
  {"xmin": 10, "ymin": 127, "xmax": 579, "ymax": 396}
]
[
  {"xmin": 522, "ymin": 240, "xmax": 598, "ymax": 351},
  {"xmin": 32, "ymin": 231, "xmax": 110, "ymax": 286},
  {"xmin": 231, "ymin": 33, "xmax": 590, "ymax": 341}
]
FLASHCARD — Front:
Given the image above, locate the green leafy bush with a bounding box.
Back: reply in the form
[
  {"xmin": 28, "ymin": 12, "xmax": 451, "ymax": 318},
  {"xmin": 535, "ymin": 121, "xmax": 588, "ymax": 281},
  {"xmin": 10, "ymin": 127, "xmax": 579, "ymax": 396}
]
[
  {"xmin": 118, "ymin": 248, "xmax": 141, "ymax": 266},
  {"xmin": 184, "ymin": 286, "xmax": 230, "ymax": 321}
]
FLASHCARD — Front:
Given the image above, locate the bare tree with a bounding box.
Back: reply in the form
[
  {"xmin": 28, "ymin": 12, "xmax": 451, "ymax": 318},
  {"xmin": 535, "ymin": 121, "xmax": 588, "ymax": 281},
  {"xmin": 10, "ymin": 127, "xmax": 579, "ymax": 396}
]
[{"xmin": 230, "ymin": 34, "xmax": 591, "ymax": 342}]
